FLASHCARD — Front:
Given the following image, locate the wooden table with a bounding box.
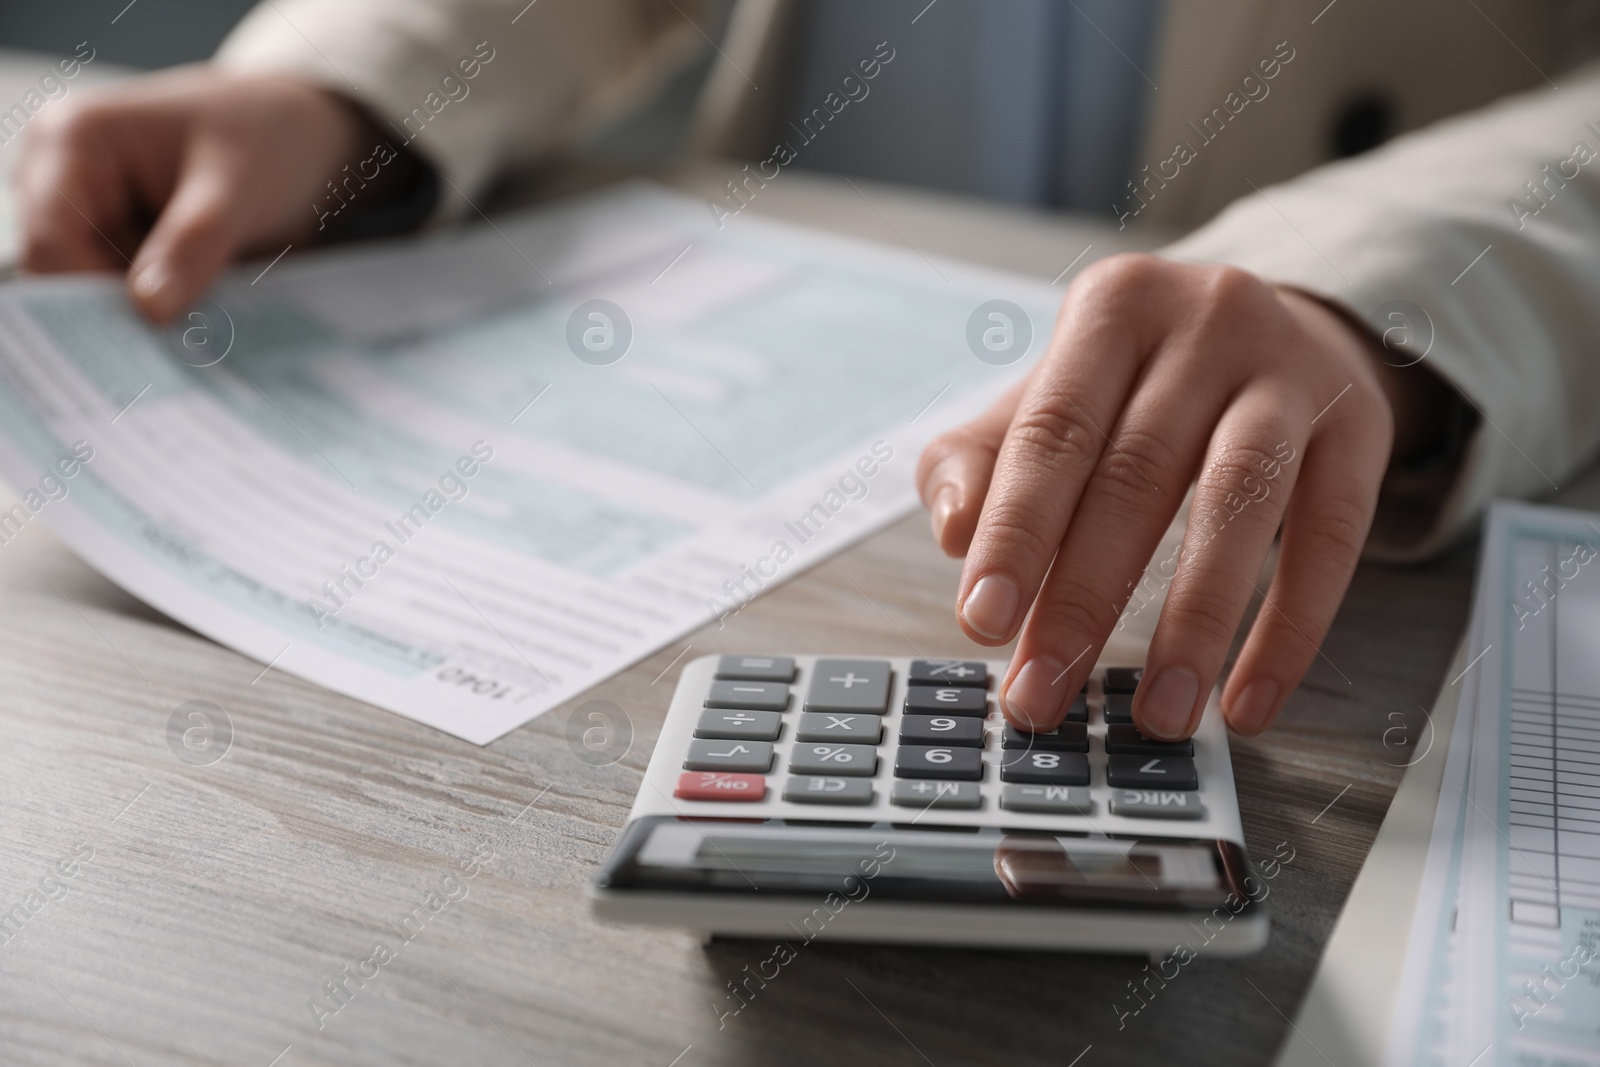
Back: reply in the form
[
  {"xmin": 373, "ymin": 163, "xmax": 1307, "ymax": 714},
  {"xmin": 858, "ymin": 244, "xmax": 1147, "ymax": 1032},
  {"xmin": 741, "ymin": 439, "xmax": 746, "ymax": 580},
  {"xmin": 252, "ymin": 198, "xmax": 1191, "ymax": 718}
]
[{"xmin": 0, "ymin": 160, "xmax": 1499, "ymax": 1067}]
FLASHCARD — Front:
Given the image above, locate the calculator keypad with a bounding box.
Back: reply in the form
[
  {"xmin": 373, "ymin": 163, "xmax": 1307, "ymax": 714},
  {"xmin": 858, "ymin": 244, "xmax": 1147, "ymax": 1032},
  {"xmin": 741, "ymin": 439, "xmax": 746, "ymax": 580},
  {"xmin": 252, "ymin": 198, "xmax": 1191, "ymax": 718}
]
[{"xmin": 672, "ymin": 657, "xmax": 1214, "ymax": 824}]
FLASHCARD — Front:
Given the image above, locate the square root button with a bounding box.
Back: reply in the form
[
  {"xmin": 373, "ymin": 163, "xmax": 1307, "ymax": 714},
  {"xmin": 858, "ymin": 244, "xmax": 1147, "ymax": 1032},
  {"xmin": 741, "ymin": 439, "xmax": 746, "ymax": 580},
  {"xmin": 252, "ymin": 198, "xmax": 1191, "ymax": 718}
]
[
  {"xmin": 683, "ymin": 739, "xmax": 774, "ymax": 773},
  {"xmin": 806, "ymin": 659, "xmax": 891, "ymax": 713}
]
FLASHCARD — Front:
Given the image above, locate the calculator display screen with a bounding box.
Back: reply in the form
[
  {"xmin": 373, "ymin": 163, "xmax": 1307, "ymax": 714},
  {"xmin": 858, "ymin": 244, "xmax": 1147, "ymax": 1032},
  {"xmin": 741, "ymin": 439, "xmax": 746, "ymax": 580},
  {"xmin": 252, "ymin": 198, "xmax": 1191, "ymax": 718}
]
[{"xmin": 599, "ymin": 818, "xmax": 1251, "ymax": 910}]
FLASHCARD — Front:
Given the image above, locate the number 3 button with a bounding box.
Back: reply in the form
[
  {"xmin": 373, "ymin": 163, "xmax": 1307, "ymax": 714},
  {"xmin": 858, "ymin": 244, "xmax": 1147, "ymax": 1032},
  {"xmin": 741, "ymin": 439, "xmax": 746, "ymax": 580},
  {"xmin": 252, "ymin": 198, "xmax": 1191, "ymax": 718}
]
[{"xmin": 904, "ymin": 687, "xmax": 987, "ymax": 716}]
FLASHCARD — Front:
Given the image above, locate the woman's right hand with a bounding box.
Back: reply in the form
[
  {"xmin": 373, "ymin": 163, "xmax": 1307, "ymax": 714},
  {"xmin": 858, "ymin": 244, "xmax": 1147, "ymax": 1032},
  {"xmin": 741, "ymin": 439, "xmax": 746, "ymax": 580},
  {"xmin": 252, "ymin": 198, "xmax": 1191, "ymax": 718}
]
[{"xmin": 16, "ymin": 65, "xmax": 368, "ymax": 322}]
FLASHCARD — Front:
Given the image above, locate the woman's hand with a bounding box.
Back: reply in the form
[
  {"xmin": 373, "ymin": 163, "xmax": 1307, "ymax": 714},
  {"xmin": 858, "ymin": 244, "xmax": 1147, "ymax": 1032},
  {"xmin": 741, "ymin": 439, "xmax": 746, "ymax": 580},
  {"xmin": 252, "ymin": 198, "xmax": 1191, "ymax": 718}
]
[
  {"xmin": 917, "ymin": 253, "xmax": 1433, "ymax": 740},
  {"xmin": 15, "ymin": 65, "xmax": 368, "ymax": 322}
]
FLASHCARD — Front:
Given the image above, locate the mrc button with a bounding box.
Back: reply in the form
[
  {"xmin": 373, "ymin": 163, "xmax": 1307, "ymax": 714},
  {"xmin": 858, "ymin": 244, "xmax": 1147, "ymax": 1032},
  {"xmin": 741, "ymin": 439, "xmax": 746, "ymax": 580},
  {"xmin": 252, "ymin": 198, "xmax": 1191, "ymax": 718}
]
[{"xmin": 1109, "ymin": 789, "xmax": 1204, "ymax": 819}]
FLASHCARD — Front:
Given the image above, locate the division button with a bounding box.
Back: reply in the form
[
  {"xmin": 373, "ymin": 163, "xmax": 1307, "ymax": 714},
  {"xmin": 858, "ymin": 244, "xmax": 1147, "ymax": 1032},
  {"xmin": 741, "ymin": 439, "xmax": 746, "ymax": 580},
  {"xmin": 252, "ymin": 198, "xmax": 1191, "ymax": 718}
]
[
  {"xmin": 784, "ymin": 776, "xmax": 875, "ymax": 805},
  {"xmin": 695, "ymin": 708, "xmax": 783, "ymax": 741},
  {"xmin": 894, "ymin": 745, "xmax": 983, "ymax": 781},
  {"xmin": 795, "ymin": 712, "xmax": 883, "ymax": 744},
  {"xmin": 1103, "ymin": 724, "xmax": 1194, "ymax": 757},
  {"xmin": 1106, "ymin": 755, "xmax": 1199, "ymax": 790},
  {"xmin": 909, "ymin": 660, "xmax": 988, "ymax": 688},
  {"xmin": 999, "ymin": 750, "xmax": 1090, "ymax": 785},
  {"xmin": 1103, "ymin": 694, "xmax": 1134, "ymax": 724},
  {"xmin": 891, "ymin": 780, "xmax": 981, "ymax": 809},
  {"xmin": 1000, "ymin": 784, "xmax": 1092, "ymax": 814},
  {"xmin": 788, "ymin": 743, "xmax": 878, "ymax": 776},
  {"xmin": 898, "ymin": 715, "xmax": 984, "ymax": 747},
  {"xmin": 715, "ymin": 655, "xmax": 797, "ymax": 682},
  {"xmin": 1104, "ymin": 667, "xmax": 1145, "ymax": 694},
  {"xmin": 683, "ymin": 739, "xmax": 775, "ymax": 773},
  {"xmin": 705, "ymin": 680, "xmax": 790, "ymax": 712},
  {"xmin": 806, "ymin": 659, "xmax": 892, "ymax": 714},
  {"xmin": 674, "ymin": 771, "xmax": 767, "ymax": 801},
  {"xmin": 904, "ymin": 686, "xmax": 988, "ymax": 716},
  {"xmin": 1109, "ymin": 789, "xmax": 1205, "ymax": 819},
  {"xmin": 1000, "ymin": 722, "xmax": 1088, "ymax": 752}
]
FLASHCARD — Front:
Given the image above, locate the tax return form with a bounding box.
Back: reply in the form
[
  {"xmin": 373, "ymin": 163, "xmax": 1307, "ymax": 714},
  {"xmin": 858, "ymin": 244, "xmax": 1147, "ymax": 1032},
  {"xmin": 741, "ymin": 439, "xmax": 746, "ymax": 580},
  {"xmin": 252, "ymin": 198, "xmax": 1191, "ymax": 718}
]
[{"xmin": 0, "ymin": 182, "xmax": 1059, "ymax": 744}]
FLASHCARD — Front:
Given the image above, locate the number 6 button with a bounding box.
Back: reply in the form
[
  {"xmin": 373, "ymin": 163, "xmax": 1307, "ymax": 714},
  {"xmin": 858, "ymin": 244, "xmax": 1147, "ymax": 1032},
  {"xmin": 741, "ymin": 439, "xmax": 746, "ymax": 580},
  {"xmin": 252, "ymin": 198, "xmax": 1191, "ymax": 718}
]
[{"xmin": 895, "ymin": 746, "xmax": 983, "ymax": 781}]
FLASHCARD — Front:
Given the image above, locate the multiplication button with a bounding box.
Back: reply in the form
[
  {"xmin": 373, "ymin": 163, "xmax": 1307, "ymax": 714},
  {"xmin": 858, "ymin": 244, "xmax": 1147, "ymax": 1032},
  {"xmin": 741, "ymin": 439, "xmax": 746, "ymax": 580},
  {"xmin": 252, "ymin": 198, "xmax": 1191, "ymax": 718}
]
[
  {"xmin": 891, "ymin": 780, "xmax": 980, "ymax": 809},
  {"xmin": 806, "ymin": 659, "xmax": 891, "ymax": 714},
  {"xmin": 705, "ymin": 680, "xmax": 790, "ymax": 711},
  {"xmin": 1000, "ymin": 785, "xmax": 1092, "ymax": 814},
  {"xmin": 894, "ymin": 746, "xmax": 983, "ymax": 781},
  {"xmin": 904, "ymin": 686, "xmax": 987, "ymax": 716},
  {"xmin": 795, "ymin": 712, "xmax": 882, "ymax": 744},
  {"xmin": 788, "ymin": 743, "xmax": 877, "ymax": 776},
  {"xmin": 683, "ymin": 739, "xmax": 774, "ymax": 773},
  {"xmin": 715, "ymin": 655, "xmax": 796, "ymax": 682},
  {"xmin": 784, "ymin": 776, "xmax": 874, "ymax": 805}
]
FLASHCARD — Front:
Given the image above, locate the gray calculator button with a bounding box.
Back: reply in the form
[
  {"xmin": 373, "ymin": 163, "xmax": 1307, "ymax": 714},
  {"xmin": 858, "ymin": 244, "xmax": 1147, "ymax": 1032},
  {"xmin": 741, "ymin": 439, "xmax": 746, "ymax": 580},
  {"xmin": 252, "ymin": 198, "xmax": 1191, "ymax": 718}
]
[
  {"xmin": 784, "ymin": 775, "xmax": 875, "ymax": 804},
  {"xmin": 898, "ymin": 714, "xmax": 984, "ymax": 747},
  {"xmin": 694, "ymin": 708, "xmax": 782, "ymax": 741},
  {"xmin": 1001, "ymin": 722, "xmax": 1087, "ymax": 752},
  {"xmin": 806, "ymin": 659, "xmax": 891, "ymax": 713},
  {"xmin": 1103, "ymin": 694, "xmax": 1134, "ymax": 724},
  {"xmin": 795, "ymin": 712, "xmax": 882, "ymax": 744},
  {"xmin": 894, "ymin": 745, "xmax": 984, "ymax": 780},
  {"xmin": 788, "ymin": 743, "xmax": 878, "ymax": 776},
  {"xmin": 891, "ymin": 780, "xmax": 981, "ymax": 809},
  {"xmin": 904, "ymin": 686, "xmax": 987, "ymax": 716},
  {"xmin": 1106, "ymin": 755, "xmax": 1199, "ymax": 790},
  {"xmin": 999, "ymin": 750, "xmax": 1090, "ymax": 785},
  {"xmin": 715, "ymin": 655, "xmax": 796, "ymax": 682},
  {"xmin": 705, "ymin": 680, "xmax": 790, "ymax": 711},
  {"xmin": 1110, "ymin": 789, "xmax": 1205, "ymax": 819},
  {"xmin": 683, "ymin": 739, "xmax": 774, "ymax": 773},
  {"xmin": 1062, "ymin": 692, "xmax": 1088, "ymax": 723},
  {"xmin": 1000, "ymin": 784, "xmax": 1093, "ymax": 814},
  {"xmin": 909, "ymin": 660, "xmax": 988, "ymax": 687},
  {"xmin": 1104, "ymin": 667, "xmax": 1144, "ymax": 694},
  {"xmin": 1103, "ymin": 724, "xmax": 1194, "ymax": 757}
]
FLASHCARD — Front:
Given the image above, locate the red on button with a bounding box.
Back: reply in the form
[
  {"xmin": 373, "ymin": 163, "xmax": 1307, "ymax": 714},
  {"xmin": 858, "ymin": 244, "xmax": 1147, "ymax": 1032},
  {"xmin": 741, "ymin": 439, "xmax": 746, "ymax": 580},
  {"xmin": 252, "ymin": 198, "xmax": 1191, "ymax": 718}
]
[{"xmin": 675, "ymin": 771, "xmax": 766, "ymax": 801}]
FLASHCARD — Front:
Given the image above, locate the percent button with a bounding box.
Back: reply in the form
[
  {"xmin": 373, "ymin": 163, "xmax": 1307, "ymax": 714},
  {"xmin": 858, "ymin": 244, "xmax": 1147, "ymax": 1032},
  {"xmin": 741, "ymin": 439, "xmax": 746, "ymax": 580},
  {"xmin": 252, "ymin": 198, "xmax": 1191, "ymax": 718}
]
[{"xmin": 787, "ymin": 743, "xmax": 878, "ymax": 776}]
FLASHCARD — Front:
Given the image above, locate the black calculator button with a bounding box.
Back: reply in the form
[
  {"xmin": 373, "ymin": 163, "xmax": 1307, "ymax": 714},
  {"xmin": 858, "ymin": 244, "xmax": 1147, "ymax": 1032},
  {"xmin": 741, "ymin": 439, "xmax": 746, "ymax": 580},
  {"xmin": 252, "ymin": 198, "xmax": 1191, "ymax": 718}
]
[
  {"xmin": 784, "ymin": 776, "xmax": 875, "ymax": 805},
  {"xmin": 1103, "ymin": 693, "xmax": 1134, "ymax": 724},
  {"xmin": 806, "ymin": 659, "xmax": 892, "ymax": 714},
  {"xmin": 1000, "ymin": 784, "xmax": 1092, "ymax": 814},
  {"xmin": 891, "ymin": 780, "xmax": 981, "ymax": 809},
  {"xmin": 795, "ymin": 712, "xmax": 882, "ymax": 744},
  {"xmin": 1106, "ymin": 755, "xmax": 1198, "ymax": 790},
  {"xmin": 705, "ymin": 680, "xmax": 789, "ymax": 712},
  {"xmin": 1104, "ymin": 667, "xmax": 1144, "ymax": 694},
  {"xmin": 999, "ymin": 750, "xmax": 1089, "ymax": 785},
  {"xmin": 1000, "ymin": 722, "xmax": 1087, "ymax": 752},
  {"xmin": 908, "ymin": 660, "xmax": 988, "ymax": 687},
  {"xmin": 715, "ymin": 655, "xmax": 797, "ymax": 682},
  {"xmin": 904, "ymin": 686, "xmax": 987, "ymax": 716},
  {"xmin": 788, "ymin": 743, "xmax": 878, "ymax": 776},
  {"xmin": 894, "ymin": 745, "xmax": 983, "ymax": 780},
  {"xmin": 1103, "ymin": 724, "xmax": 1194, "ymax": 757},
  {"xmin": 898, "ymin": 715, "xmax": 984, "ymax": 747},
  {"xmin": 683, "ymin": 739, "xmax": 774, "ymax": 773},
  {"xmin": 1062, "ymin": 692, "xmax": 1088, "ymax": 723},
  {"xmin": 1110, "ymin": 789, "xmax": 1205, "ymax": 819},
  {"xmin": 694, "ymin": 708, "xmax": 783, "ymax": 741}
]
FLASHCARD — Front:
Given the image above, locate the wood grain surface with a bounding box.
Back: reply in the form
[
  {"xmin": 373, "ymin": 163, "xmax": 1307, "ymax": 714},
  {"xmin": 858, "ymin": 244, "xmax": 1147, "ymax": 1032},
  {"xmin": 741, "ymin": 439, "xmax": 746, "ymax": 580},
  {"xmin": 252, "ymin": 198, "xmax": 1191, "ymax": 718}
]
[{"xmin": 0, "ymin": 160, "xmax": 1507, "ymax": 1067}]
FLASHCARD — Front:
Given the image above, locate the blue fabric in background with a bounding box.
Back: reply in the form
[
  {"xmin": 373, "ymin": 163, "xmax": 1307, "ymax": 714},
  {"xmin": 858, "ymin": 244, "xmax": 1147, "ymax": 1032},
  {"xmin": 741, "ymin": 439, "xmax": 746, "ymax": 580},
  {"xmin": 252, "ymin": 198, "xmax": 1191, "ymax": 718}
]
[{"xmin": 785, "ymin": 0, "xmax": 1164, "ymax": 217}]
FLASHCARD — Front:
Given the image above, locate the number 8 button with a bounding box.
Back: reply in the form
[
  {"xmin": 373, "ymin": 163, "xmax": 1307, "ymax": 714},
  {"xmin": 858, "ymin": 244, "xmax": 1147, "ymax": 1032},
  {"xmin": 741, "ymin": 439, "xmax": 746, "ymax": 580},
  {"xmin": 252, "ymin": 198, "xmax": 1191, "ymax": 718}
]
[{"xmin": 999, "ymin": 749, "xmax": 1090, "ymax": 786}]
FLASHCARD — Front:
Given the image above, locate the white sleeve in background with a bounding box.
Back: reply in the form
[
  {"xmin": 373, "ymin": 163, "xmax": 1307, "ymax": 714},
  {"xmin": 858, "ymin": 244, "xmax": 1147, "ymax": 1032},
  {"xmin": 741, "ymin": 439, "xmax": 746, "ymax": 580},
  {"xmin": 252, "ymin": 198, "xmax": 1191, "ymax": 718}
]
[
  {"xmin": 1162, "ymin": 61, "xmax": 1600, "ymax": 561},
  {"xmin": 214, "ymin": 0, "xmax": 713, "ymax": 219}
]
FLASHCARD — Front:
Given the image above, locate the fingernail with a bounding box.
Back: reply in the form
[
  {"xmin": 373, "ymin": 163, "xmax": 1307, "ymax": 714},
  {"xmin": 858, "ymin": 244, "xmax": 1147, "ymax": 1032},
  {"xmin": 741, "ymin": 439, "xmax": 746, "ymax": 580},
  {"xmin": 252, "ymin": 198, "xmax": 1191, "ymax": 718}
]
[
  {"xmin": 961, "ymin": 573, "xmax": 1019, "ymax": 640},
  {"xmin": 929, "ymin": 485, "xmax": 959, "ymax": 542},
  {"xmin": 1138, "ymin": 666, "xmax": 1200, "ymax": 739},
  {"xmin": 1228, "ymin": 678, "xmax": 1280, "ymax": 734},
  {"xmin": 1002, "ymin": 656, "xmax": 1067, "ymax": 729}
]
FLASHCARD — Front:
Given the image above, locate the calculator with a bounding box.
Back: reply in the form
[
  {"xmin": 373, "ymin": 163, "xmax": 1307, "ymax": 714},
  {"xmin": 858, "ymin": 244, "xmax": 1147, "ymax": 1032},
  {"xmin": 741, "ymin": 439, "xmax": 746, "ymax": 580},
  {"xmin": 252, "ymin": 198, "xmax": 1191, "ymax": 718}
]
[{"xmin": 590, "ymin": 654, "xmax": 1266, "ymax": 955}]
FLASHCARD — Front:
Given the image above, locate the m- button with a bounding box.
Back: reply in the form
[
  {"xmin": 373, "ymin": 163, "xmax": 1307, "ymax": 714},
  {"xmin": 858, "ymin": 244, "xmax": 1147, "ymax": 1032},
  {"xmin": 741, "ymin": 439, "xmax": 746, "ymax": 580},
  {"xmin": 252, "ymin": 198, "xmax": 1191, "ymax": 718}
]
[{"xmin": 805, "ymin": 659, "xmax": 891, "ymax": 713}]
